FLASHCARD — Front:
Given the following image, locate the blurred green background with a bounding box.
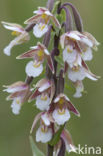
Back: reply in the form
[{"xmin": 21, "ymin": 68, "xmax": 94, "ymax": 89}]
[{"xmin": 0, "ymin": 0, "xmax": 103, "ymax": 156}]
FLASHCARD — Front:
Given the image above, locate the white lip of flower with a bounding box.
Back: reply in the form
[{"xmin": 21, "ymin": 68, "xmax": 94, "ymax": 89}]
[
  {"xmin": 35, "ymin": 94, "xmax": 51, "ymax": 111},
  {"xmin": 68, "ymin": 66, "xmax": 86, "ymax": 82},
  {"xmin": 2, "ymin": 21, "xmax": 30, "ymax": 56},
  {"xmin": 81, "ymin": 47, "xmax": 93, "ymax": 61},
  {"xmin": 52, "ymin": 108, "xmax": 71, "ymax": 125},
  {"xmin": 73, "ymin": 81, "xmax": 84, "ymax": 98},
  {"xmin": 68, "ymin": 65, "xmax": 98, "ymax": 82},
  {"xmin": 63, "ymin": 46, "xmax": 82, "ymax": 68},
  {"xmin": 25, "ymin": 60, "xmax": 43, "ymax": 77},
  {"xmin": 33, "ymin": 23, "xmax": 48, "ymax": 38},
  {"xmin": 36, "ymin": 126, "xmax": 52, "ymax": 143},
  {"xmin": 11, "ymin": 97, "xmax": 22, "ymax": 115}
]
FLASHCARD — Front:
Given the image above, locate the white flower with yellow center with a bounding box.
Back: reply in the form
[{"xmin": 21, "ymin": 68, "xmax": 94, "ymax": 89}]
[
  {"xmin": 24, "ymin": 7, "xmax": 61, "ymax": 38},
  {"xmin": 17, "ymin": 42, "xmax": 54, "ymax": 77},
  {"xmin": 68, "ymin": 66, "xmax": 86, "ymax": 82},
  {"xmin": 68, "ymin": 65, "xmax": 98, "ymax": 82},
  {"xmin": 11, "ymin": 98, "xmax": 22, "ymax": 115},
  {"xmin": 2, "ymin": 21, "xmax": 30, "ymax": 56},
  {"xmin": 52, "ymin": 108, "xmax": 70, "ymax": 125},
  {"xmin": 81, "ymin": 47, "xmax": 93, "ymax": 61},
  {"xmin": 3, "ymin": 81, "xmax": 31, "ymax": 115},
  {"xmin": 36, "ymin": 125, "xmax": 52, "ymax": 143},
  {"xmin": 52, "ymin": 93, "xmax": 80, "ymax": 123},
  {"xmin": 35, "ymin": 93, "xmax": 51, "ymax": 111},
  {"xmin": 63, "ymin": 45, "xmax": 81, "ymax": 67},
  {"xmin": 33, "ymin": 23, "xmax": 48, "ymax": 38}
]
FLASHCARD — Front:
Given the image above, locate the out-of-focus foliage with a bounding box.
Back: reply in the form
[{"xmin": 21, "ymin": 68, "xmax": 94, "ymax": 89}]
[{"xmin": 0, "ymin": 0, "xmax": 103, "ymax": 156}]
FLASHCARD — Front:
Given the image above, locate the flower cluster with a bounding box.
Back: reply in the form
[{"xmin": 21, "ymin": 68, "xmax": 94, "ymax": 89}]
[
  {"xmin": 61, "ymin": 30, "xmax": 99, "ymax": 98},
  {"xmin": 2, "ymin": 0, "xmax": 99, "ymax": 155}
]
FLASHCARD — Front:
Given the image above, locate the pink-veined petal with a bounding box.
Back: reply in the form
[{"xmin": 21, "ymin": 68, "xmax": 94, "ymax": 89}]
[
  {"xmin": 16, "ymin": 49, "xmax": 39, "ymax": 59},
  {"xmin": 38, "ymin": 81, "xmax": 51, "ymax": 92},
  {"xmin": 24, "ymin": 14, "xmax": 41, "ymax": 24},
  {"xmin": 29, "ymin": 89, "xmax": 41, "ymax": 102},
  {"xmin": 66, "ymin": 100, "xmax": 80, "ymax": 116},
  {"xmin": 30, "ymin": 112, "xmax": 42, "ymax": 134},
  {"xmin": 36, "ymin": 78, "xmax": 49, "ymax": 88}
]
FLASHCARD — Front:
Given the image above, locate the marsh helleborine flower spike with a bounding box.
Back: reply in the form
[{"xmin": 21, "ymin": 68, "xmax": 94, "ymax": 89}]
[
  {"xmin": 2, "ymin": 21, "xmax": 30, "ymax": 56},
  {"xmin": 24, "ymin": 7, "xmax": 61, "ymax": 38}
]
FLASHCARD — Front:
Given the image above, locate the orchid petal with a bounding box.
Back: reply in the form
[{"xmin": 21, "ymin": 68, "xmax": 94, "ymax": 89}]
[
  {"xmin": 24, "ymin": 14, "xmax": 41, "ymax": 24},
  {"xmin": 30, "ymin": 112, "xmax": 42, "ymax": 134},
  {"xmin": 67, "ymin": 101, "xmax": 80, "ymax": 116}
]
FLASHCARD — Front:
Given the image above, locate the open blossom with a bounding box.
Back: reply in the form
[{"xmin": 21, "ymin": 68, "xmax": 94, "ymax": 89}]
[
  {"xmin": 29, "ymin": 78, "xmax": 55, "ymax": 111},
  {"xmin": 17, "ymin": 42, "xmax": 54, "ymax": 77},
  {"xmin": 68, "ymin": 60, "xmax": 99, "ymax": 82},
  {"xmin": 2, "ymin": 22, "xmax": 30, "ymax": 56},
  {"xmin": 60, "ymin": 31, "xmax": 99, "ymax": 65},
  {"xmin": 52, "ymin": 93, "xmax": 80, "ymax": 125},
  {"xmin": 24, "ymin": 7, "xmax": 61, "ymax": 38},
  {"xmin": 30, "ymin": 112, "xmax": 53, "ymax": 143},
  {"xmin": 3, "ymin": 81, "xmax": 31, "ymax": 115}
]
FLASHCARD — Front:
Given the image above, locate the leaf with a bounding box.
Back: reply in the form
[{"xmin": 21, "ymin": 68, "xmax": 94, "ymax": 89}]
[
  {"xmin": 52, "ymin": 1, "xmax": 60, "ymax": 14},
  {"xmin": 29, "ymin": 136, "xmax": 45, "ymax": 156},
  {"xmin": 49, "ymin": 125, "xmax": 65, "ymax": 146}
]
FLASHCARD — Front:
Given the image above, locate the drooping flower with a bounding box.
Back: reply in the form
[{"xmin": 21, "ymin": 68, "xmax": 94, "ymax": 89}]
[
  {"xmin": 2, "ymin": 21, "xmax": 30, "ymax": 56},
  {"xmin": 29, "ymin": 78, "xmax": 55, "ymax": 111},
  {"xmin": 62, "ymin": 44, "xmax": 82, "ymax": 68},
  {"xmin": 60, "ymin": 31, "xmax": 99, "ymax": 64},
  {"xmin": 17, "ymin": 42, "xmax": 54, "ymax": 77},
  {"xmin": 3, "ymin": 81, "xmax": 31, "ymax": 115},
  {"xmin": 73, "ymin": 80, "xmax": 84, "ymax": 98},
  {"xmin": 68, "ymin": 60, "xmax": 99, "ymax": 82},
  {"xmin": 30, "ymin": 112, "xmax": 53, "ymax": 143},
  {"xmin": 24, "ymin": 7, "xmax": 61, "ymax": 38},
  {"xmin": 52, "ymin": 93, "xmax": 80, "ymax": 125}
]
